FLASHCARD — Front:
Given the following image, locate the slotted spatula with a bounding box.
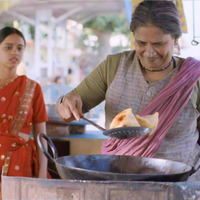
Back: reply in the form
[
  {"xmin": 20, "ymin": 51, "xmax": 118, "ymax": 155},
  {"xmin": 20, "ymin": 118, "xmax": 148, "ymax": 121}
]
[{"xmin": 81, "ymin": 117, "xmax": 152, "ymax": 139}]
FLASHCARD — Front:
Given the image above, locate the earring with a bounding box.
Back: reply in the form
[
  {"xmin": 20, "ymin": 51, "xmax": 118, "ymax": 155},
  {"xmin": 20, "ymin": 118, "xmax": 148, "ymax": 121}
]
[{"xmin": 173, "ymin": 40, "xmax": 180, "ymax": 55}]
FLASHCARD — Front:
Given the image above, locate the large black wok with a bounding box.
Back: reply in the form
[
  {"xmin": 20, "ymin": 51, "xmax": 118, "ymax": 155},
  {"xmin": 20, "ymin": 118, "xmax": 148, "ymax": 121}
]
[{"xmin": 37, "ymin": 133, "xmax": 200, "ymax": 182}]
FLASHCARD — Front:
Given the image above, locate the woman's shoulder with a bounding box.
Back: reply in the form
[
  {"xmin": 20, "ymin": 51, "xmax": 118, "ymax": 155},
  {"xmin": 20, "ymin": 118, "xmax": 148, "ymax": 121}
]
[
  {"xmin": 175, "ymin": 55, "xmax": 200, "ymax": 65},
  {"xmin": 22, "ymin": 76, "xmax": 41, "ymax": 87},
  {"xmin": 176, "ymin": 55, "xmax": 200, "ymax": 87},
  {"xmin": 106, "ymin": 50, "xmax": 136, "ymax": 61},
  {"xmin": 18, "ymin": 75, "xmax": 37, "ymax": 83},
  {"xmin": 104, "ymin": 50, "xmax": 136, "ymax": 72},
  {"xmin": 174, "ymin": 56, "xmax": 200, "ymax": 73},
  {"xmin": 19, "ymin": 76, "xmax": 43, "ymax": 94},
  {"xmin": 101, "ymin": 50, "xmax": 136, "ymax": 83}
]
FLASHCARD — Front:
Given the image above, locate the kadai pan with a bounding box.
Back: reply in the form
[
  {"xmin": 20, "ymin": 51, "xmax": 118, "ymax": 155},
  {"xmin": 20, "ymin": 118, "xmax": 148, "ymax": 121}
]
[{"xmin": 37, "ymin": 133, "xmax": 200, "ymax": 182}]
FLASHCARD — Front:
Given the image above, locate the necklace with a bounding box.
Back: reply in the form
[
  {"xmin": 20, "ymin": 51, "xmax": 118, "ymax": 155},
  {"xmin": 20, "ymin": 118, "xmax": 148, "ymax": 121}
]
[{"xmin": 140, "ymin": 57, "xmax": 174, "ymax": 72}]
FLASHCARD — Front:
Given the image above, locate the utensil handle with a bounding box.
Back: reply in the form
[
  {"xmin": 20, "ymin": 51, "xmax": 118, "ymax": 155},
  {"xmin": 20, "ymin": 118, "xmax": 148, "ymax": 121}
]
[
  {"xmin": 37, "ymin": 133, "xmax": 58, "ymax": 163},
  {"xmin": 82, "ymin": 116, "xmax": 106, "ymax": 131}
]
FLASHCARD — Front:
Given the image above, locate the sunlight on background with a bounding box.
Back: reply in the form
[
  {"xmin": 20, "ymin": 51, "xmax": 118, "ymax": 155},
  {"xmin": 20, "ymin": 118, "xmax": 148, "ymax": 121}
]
[{"xmin": 180, "ymin": 0, "xmax": 200, "ymax": 59}]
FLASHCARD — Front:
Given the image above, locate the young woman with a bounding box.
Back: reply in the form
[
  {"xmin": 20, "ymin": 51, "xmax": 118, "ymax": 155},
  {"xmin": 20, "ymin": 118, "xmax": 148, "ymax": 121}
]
[{"xmin": 0, "ymin": 27, "xmax": 48, "ymax": 180}]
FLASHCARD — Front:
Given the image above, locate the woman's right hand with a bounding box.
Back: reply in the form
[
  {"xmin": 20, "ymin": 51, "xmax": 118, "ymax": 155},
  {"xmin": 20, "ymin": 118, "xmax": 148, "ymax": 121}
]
[{"xmin": 55, "ymin": 92, "xmax": 84, "ymax": 122}]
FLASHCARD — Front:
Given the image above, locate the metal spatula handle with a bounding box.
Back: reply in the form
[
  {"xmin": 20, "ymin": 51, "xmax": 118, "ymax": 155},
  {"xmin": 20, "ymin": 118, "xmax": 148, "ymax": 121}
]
[{"xmin": 81, "ymin": 116, "xmax": 106, "ymax": 132}]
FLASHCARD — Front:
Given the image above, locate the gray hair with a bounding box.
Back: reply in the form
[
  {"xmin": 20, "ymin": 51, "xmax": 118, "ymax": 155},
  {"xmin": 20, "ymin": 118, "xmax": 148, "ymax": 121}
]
[{"xmin": 130, "ymin": 0, "xmax": 182, "ymax": 38}]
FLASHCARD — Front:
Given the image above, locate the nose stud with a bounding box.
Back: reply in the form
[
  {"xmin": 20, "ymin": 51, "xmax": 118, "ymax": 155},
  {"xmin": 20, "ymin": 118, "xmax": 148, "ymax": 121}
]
[{"xmin": 150, "ymin": 51, "xmax": 156, "ymax": 57}]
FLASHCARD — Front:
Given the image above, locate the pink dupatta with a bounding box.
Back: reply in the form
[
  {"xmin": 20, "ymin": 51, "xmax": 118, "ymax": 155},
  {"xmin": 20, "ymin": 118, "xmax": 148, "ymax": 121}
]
[{"xmin": 102, "ymin": 57, "xmax": 200, "ymax": 157}]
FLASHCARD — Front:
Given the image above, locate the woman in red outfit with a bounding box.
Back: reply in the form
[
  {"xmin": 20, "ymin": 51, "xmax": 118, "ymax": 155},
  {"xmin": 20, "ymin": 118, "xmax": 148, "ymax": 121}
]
[{"xmin": 0, "ymin": 27, "xmax": 48, "ymax": 180}]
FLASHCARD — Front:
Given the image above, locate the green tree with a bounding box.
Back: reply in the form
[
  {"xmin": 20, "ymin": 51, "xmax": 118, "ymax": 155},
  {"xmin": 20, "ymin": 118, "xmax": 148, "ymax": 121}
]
[{"xmin": 79, "ymin": 15, "xmax": 130, "ymax": 65}]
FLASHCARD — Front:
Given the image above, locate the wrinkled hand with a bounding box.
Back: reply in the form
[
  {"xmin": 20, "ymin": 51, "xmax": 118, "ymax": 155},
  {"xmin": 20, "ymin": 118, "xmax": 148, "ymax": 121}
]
[{"xmin": 55, "ymin": 92, "xmax": 83, "ymax": 122}]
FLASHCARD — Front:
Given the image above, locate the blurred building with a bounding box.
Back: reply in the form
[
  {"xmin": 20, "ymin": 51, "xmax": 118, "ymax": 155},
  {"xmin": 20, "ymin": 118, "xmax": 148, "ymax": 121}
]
[{"xmin": 0, "ymin": 0, "xmax": 127, "ymax": 83}]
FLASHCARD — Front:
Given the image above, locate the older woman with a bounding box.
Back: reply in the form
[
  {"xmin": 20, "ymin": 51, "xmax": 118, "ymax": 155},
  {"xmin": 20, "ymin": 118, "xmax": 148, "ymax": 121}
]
[{"xmin": 56, "ymin": 1, "xmax": 200, "ymax": 180}]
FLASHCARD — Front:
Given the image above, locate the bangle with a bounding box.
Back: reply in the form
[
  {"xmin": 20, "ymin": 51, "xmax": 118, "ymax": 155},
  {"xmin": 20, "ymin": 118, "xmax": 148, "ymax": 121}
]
[
  {"xmin": 60, "ymin": 91, "xmax": 74, "ymax": 104},
  {"xmin": 60, "ymin": 96, "xmax": 64, "ymax": 104}
]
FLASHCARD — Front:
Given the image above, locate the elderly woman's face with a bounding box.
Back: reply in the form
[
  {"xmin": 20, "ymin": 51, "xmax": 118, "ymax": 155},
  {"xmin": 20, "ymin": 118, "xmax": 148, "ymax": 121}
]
[{"xmin": 134, "ymin": 24, "xmax": 176, "ymax": 70}]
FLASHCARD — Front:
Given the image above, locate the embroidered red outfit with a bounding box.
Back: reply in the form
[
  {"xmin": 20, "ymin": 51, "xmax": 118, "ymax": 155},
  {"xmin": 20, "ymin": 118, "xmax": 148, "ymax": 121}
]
[{"xmin": 0, "ymin": 75, "xmax": 48, "ymax": 178}]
